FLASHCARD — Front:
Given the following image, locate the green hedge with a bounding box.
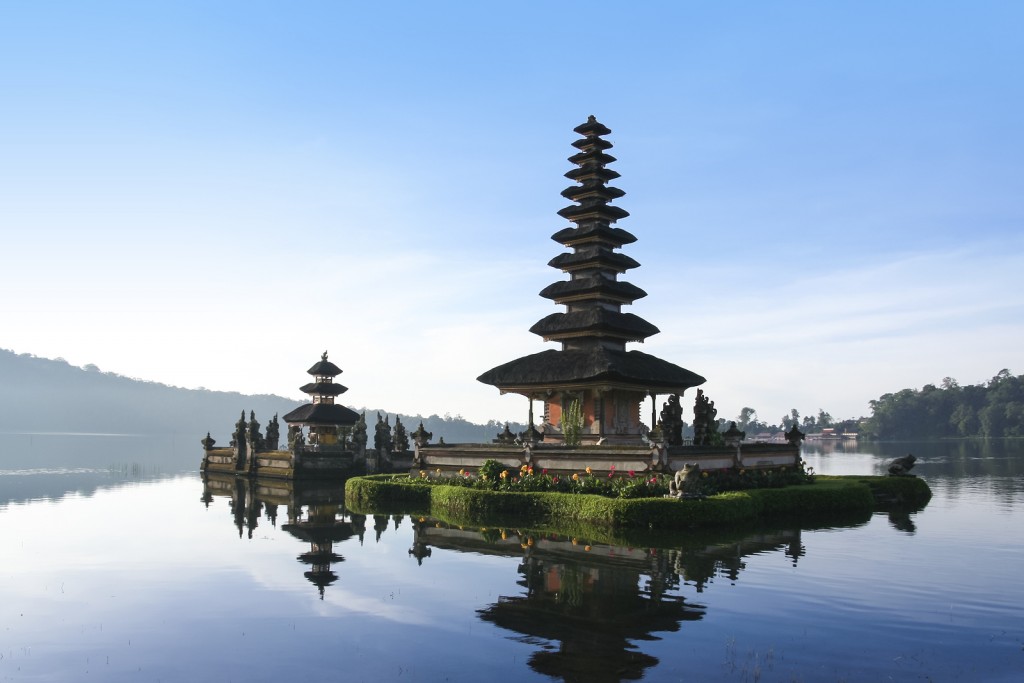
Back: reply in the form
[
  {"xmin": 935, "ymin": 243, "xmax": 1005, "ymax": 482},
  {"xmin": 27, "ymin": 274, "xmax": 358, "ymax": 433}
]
[
  {"xmin": 345, "ymin": 474, "xmax": 925, "ymax": 531},
  {"xmin": 856, "ymin": 475, "xmax": 933, "ymax": 509},
  {"xmin": 346, "ymin": 474, "xmax": 430, "ymax": 515}
]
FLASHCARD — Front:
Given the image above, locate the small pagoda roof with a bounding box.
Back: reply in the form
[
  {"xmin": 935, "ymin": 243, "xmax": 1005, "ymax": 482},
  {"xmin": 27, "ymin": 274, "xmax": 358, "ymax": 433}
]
[
  {"xmin": 539, "ymin": 278, "xmax": 647, "ymax": 304},
  {"xmin": 571, "ymin": 135, "xmax": 613, "ymax": 151},
  {"xmin": 299, "ymin": 381, "xmax": 348, "ymax": 396},
  {"xmin": 529, "ymin": 310, "xmax": 659, "ymax": 342},
  {"xmin": 549, "ymin": 249, "xmax": 640, "ymax": 273},
  {"xmin": 478, "ymin": 347, "xmax": 705, "ymax": 393},
  {"xmin": 565, "ymin": 166, "xmax": 620, "ymax": 183},
  {"xmin": 574, "ymin": 115, "xmax": 612, "ymax": 137},
  {"xmin": 307, "ymin": 351, "xmax": 342, "ymax": 377},
  {"xmin": 283, "ymin": 522, "xmax": 356, "ymax": 544},
  {"xmin": 567, "ymin": 149, "xmax": 617, "ymax": 167},
  {"xmin": 550, "ymin": 223, "xmax": 637, "ymax": 247},
  {"xmin": 282, "ymin": 403, "xmax": 360, "ymax": 426},
  {"xmin": 556, "ymin": 203, "xmax": 629, "ymax": 222},
  {"xmin": 560, "ymin": 183, "xmax": 624, "ymax": 202}
]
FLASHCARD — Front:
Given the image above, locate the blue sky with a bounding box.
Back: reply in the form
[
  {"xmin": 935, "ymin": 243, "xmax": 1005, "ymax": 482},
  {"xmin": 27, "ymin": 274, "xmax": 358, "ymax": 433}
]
[{"xmin": 1, "ymin": 1, "xmax": 1022, "ymax": 426}]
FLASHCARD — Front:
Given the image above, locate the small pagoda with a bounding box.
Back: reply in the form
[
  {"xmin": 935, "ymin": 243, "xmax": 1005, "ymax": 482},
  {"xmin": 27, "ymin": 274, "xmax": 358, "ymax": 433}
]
[
  {"xmin": 202, "ymin": 351, "xmax": 365, "ymax": 479},
  {"xmin": 478, "ymin": 116, "xmax": 705, "ymax": 445},
  {"xmin": 283, "ymin": 351, "xmax": 360, "ymax": 448}
]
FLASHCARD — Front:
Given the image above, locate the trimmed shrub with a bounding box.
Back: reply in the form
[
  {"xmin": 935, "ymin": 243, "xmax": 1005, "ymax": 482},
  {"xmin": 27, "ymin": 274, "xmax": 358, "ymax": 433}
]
[
  {"xmin": 346, "ymin": 474, "xmax": 429, "ymax": 513},
  {"xmin": 346, "ymin": 474, "xmax": 928, "ymax": 531}
]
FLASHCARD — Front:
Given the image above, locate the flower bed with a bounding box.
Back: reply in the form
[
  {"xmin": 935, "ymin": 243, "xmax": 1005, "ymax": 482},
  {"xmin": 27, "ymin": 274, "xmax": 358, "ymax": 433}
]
[{"xmin": 404, "ymin": 459, "xmax": 815, "ymax": 499}]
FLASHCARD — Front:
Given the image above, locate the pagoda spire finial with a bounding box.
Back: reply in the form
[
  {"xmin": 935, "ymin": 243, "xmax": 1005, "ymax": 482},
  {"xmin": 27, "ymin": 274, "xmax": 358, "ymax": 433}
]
[{"xmin": 321, "ymin": 350, "xmax": 328, "ymax": 361}]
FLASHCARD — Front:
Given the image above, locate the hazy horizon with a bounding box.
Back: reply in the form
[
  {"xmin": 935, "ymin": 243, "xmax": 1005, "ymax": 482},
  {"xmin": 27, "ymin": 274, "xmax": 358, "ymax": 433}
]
[{"xmin": 2, "ymin": 2, "xmax": 1021, "ymax": 426}]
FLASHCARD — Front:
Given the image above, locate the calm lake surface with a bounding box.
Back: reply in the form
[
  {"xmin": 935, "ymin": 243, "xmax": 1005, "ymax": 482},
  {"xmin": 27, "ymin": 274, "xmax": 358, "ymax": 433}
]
[{"xmin": 1, "ymin": 434, "xmax": 1021, "ymax": 682}]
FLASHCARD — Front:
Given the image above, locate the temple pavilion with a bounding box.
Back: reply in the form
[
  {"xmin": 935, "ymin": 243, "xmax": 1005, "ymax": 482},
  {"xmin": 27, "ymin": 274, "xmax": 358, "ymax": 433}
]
[
  {"xmin": 283, "ymin": 351, "xmax": 360, "ymax": 448},
  {"xmin": 478, "ymin": 116, "xmax": 705, "ymax": 445}
]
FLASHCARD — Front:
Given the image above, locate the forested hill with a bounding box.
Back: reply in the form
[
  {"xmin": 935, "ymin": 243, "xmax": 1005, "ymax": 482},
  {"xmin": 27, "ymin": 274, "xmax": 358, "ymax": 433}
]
[
  {"xmin": 866, "ymin": 370, "xmax": 1024, "ymax": 439},
  {"xmin": 0, "ymin": 349, "xmax": 524, "ymax": 443}
]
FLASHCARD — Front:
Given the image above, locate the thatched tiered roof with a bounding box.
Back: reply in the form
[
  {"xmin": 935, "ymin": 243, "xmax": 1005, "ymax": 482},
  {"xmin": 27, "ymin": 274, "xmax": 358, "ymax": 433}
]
[
  {"xmin": 283, "ymin": 351, "xmax": 359, "ymax": 426},
  {"xmin": 479, "ymin": 116, "xmax": 705, "ymax": 395}
]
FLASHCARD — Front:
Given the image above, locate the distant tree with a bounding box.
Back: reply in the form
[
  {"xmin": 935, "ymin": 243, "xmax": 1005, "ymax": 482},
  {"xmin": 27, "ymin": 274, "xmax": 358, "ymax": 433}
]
[
  {"xmin": 866, "ymin": 369, "xmax": 1024, "ymax": 438},
  {"xmin": 736, "ymin": 407, "xmax": 757, "ymax": 432}
]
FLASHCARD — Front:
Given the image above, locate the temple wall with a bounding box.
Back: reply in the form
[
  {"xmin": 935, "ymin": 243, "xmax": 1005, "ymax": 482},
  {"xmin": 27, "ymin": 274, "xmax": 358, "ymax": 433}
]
[
  {"xmin": 547, "ymin": 399, "xmax": 562, "ymax": 427},
  {"xmin": 414, "ymin": 442, "xmax": 800, "ymax": 477}
]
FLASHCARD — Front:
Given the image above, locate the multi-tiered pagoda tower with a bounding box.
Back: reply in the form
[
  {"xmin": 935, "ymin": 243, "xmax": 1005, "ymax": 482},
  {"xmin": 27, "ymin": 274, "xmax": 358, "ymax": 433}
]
[
  {"xmin": 283, "ymin": 351, "xmax": 360, "ymax": 447},
  {"xmin": 478, "ymin": 116, "xmax": 705, "ymax": 444}
]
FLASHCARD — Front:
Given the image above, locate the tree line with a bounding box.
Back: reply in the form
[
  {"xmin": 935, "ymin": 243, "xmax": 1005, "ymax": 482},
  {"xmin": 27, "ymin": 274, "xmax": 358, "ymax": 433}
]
[
  {"xmin": 726, "ymin": 406, "xmax": 859, "ymax": 437},
  {"xmin": 865, "ymin": 370, "xmax": 1024, "ymax": 439},
  {"xmin": 729, "ymin": 369, "xmax": 1023, "ymax": 440}
]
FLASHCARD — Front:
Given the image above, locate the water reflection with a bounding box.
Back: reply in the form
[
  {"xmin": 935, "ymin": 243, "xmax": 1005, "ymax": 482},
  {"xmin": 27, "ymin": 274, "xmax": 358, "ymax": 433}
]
[
  {"xmin": 0, "ymin": 433, "xmax": 190, "ymax": 508},
  {"xmin": 201, "ymin": 473, "xmax": 366, "ymax": 598},
  {"xmin": 804, "ymin": 438, "xmax": 1024, "ymax": 511},
  {"xmin": 198, "ymin": 472, "xmax": 853, "ymax": 682},
  {"xmin": 408, "ymin": 519, "xmax": 809, "ymax": 682}
]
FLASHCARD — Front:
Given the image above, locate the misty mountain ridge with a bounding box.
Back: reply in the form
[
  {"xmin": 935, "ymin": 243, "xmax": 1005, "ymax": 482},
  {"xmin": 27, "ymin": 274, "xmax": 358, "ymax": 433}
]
[{"xmin": 0, "ymin": 349, "xmax": 524, "ymax": 443}]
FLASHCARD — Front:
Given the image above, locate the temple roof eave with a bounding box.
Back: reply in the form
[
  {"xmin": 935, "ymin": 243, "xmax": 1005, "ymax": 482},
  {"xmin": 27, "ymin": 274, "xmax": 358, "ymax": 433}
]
[
  {"xmin": 539, "ymin": 278, "xmax": 648, "ymax": 303},
  {"xmin": 477, "ymin": 349, "xmax": 706, "ymax": 395},
  {"xmin": 548, "ymin": 251, "xmax": 641, "ymax": 272},
  {"xmin": 306, "ymin": 361, "xmax": 342, "ymax": 377},
  {"xmin": 529, "ymin": 311, "xmax": 660, "ymax": 341},
  {"xmin": 282, "ymin": 402, "xmax": 360, "ymax": 426},
  {"xmin": 299, "ymin": 382, "xmax": 349, "ymax": 396},
  {"xmin": 550, "ymin": 224, "xmax": 637, "ymax": 248},
  {"xmin": 556, "ymin": 204, "xmax": 629, "ymax": 222}
]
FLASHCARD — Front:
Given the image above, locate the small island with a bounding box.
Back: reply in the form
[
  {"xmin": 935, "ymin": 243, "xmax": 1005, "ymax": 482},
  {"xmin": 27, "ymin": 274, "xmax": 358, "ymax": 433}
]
[{"xmin": 201, "ymin": 117, "xmax": 932, "ymax": 530}]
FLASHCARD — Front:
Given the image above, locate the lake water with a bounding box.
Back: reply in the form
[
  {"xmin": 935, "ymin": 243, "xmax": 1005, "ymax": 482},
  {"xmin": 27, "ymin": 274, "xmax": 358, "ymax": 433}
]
[{"xmin": 0, "ymin": 434, "xmax": 1021, "ymax": 682}]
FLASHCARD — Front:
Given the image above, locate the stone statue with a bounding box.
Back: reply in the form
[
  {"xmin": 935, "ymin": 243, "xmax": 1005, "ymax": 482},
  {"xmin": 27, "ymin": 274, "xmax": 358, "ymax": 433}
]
[
  {"xmin": 519, "ymin": 423, "xmax": 542, "ymax": 444},
  {"xmin": 265, "ymin": 414, "xmax": 280, "ymax": 450},
  {"xmin": 667, "ymin": 463, "xmax": 703, "ymax": 499},
  {"xmin": 785, "ymin": 424, "xmax": 806, "ymax": 446},
  {"xmin": 412, "ymin": 421, "xmax": 433, "ymax": 447},
  {"xmin": 374, "ymin": 413, "xmax": 392, "ymax": 453},
  {"xmin": 352, "ymin": 412, "xmax": 368, "ymax": 452},
  {"xmin": 247, "ymin": 410, "xmax": 264, "ymax": 452},
  {"xmin": 692, "ymin": 390, "xmax": 719, "ymax": 446},
  {"xmin": 287, "ymin": 425, "xmax": 304, "ymax": 451},
  {"xmin": 232, "ymin": 411, "xmax": 247, "ymax": 449},
  {"xmin": 888, "ymin": 453, "xmax": 917, "ymax": 477},
  {"xmin": 495, "ymin": 423, "xmax": 517, "ymax": 444},
  {"xmin": 660, "ymin": 394, "xmax": 684, "ymax": 446},
  {"xmin": 723, "ymin": 421, "xmax": 746, "ymax": 447},
  {"xmin": 392, "ymin": 417, "xmax": 409, "ymax": 453}
]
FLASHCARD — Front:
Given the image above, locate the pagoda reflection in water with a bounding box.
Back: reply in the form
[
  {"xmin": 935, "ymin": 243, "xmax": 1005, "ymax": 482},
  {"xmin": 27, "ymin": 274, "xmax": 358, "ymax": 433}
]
[
  {"xmin": 200, "ymin": 473, "xmax": 365, "ymax": 598},
  {"xmin": 198, "ymin": 476, "xmax": 814, "ymax": 681},
  {"xmin": 407, "ymin": 519, "xmax": 806, "ymax": 683}
]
